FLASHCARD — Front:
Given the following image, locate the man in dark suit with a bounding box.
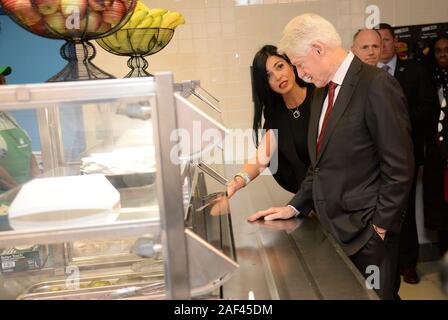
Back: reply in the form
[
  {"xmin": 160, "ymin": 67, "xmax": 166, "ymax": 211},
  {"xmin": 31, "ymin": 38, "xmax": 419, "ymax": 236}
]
[
  {"xmin": 248, "ymin": 14, "xmax": 414, "ymax": 300},
  {"xmin": 377, "ymin": 23, "xmax": 439, "ymax": 285}
]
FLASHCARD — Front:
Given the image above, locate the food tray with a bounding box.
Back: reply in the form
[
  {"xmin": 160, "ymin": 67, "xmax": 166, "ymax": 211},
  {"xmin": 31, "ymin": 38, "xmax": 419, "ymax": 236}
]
[{"xmin": 18, "ymin": 264, "xmax": 164, "ymax": 300}]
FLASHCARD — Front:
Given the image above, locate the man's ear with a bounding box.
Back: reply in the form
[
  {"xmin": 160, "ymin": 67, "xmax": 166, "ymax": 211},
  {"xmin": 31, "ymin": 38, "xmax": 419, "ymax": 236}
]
[{"xmin": 311, "ymin": 41, "xmax": 325, "ymax": 56}]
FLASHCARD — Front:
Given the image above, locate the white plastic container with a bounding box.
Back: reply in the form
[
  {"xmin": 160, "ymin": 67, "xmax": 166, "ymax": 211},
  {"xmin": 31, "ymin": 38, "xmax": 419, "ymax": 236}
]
[{"xmin": 8, "ymin": 174, "xmax": 120, "ymax": 231}]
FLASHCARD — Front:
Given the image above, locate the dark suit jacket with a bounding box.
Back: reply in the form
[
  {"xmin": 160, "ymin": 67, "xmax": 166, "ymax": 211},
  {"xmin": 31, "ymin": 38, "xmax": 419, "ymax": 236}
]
[
  {"xmin": 289, "ymin": 57, "xmax": 415, "ymax": 256},
  {"xmin": 394, "ymin": 58, "xmax": 438, "ymax": 165}
]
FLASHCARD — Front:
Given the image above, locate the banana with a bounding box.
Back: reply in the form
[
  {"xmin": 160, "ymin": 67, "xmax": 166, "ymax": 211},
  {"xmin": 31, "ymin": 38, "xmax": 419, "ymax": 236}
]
[
  {"xmin": 129, "ymin": 10, "xmax": 148, "ymax": 29},
  {"xmin": 96, "ymin": 2, "xmax": 185, "ymax": 54},
  {"xmin": 160, "ymin": 11, "xmax": 181, "ymax": 29},
  {"xmin": 136, "ymin": 15, "xmax": 154, "ymax": 29},
  {"xmin": 149, "ymin": 15, "xmax": 162, "ymax": 28},
  {"xmin": 130, "ymin": 28, "xmax": 150, "ymax": 50},
  {"xmin": 167, "ymin": 15, "xmax": 185, "ymax": 29},
  {"xmin": 147, "ymin": 8, "xmax": 168, "ymax": 17},
  {"xmin": 147, "ymin": 35, "xmax": 158, "ymax": 51},
  {"xmin": 136, "ymin": 1, "xmax": 150, "ymax": 11},
  {"xmin": 117, "ymin": 29, "xmax": 132, "ymax": 52},
  {"xmin": 130, "ymin": 34, "xmax": 144, "ymax": 52},
  {"xmin": 130, "ymin": 28, "xmax": 143, "ymax": 41},
  {"xmin": 137, "ymin": 29, "xmax": 157, "ymax": 52},
  {"xmin": 101, "ymin": 34, "xmax": 120, "ymax": 50}
]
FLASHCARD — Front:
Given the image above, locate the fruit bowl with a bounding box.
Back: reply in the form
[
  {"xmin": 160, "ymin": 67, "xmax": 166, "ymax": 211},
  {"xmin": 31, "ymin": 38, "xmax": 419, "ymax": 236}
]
[
  {"xmin": 0, "ymin": 0, "xmax": 137, "ymax": 81},
  {"xmin": 96, "ymin": 27, "xmax": 174, "ymax": 77}
]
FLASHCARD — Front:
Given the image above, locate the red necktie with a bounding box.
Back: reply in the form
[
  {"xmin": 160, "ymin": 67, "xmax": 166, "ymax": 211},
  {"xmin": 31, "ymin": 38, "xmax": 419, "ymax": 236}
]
[{"xmin": 317, "ymin": 81, "xmax": 338, "ymax": 154}]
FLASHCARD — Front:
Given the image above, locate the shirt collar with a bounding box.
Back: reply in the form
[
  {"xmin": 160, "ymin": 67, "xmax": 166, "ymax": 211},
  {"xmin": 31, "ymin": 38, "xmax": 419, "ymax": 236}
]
[
  {"xmin": 377, "ymin": 54, "xmax": 397, "ymax": 74},
  {"xmin": 330, "ymin": 51, "xmax": 355, "ymax": 86}
]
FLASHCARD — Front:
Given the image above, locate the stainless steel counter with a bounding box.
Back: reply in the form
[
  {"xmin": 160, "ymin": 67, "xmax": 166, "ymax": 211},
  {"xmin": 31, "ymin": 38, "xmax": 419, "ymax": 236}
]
[{"xmin": 223, "ymin": 167, "xmax": 378, "ymax": 300}]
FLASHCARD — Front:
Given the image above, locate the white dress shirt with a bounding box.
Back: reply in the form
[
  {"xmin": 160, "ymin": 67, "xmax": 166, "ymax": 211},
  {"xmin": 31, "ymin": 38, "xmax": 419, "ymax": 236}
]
[
  {"xmin": 377, "ymin": 54, "xmax": 397, "ymax": 76},
  {"xmin": 317, "ymin": 51, "xmax": 355, "ymax": 138}
]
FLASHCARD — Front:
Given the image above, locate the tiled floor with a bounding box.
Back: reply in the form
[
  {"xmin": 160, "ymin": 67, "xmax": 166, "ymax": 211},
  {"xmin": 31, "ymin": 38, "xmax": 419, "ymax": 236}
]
[{"xmin": 399, "ymin": 261, "xmax": 448, "ymax": 300}]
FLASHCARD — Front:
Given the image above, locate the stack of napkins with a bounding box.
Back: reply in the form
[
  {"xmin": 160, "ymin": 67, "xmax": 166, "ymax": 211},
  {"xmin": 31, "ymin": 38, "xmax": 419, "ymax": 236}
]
[{"xmin": 8, "ymin": 174, "xmax": 120, "ymax": 231}]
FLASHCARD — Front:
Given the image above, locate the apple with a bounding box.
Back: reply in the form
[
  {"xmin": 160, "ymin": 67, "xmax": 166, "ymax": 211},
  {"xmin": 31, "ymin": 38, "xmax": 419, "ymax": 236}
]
[
  {"xmin": 2, "ymin": 0, "xmax": 42, "ymax": 25},
  {"xmin": 60, "ymin": 0, "xmax": 87, "ymax": 18},
  {"xmin": 102, "ymin": 0, "xmax": 125, "ymax": 26},
  {"xmin": 44, "ymin": 11, "xmax": 67, "ymax": 34},
  {"xmin": 1, "ymin": 0, "xmax": 17, "ymax": 13},
  {"xmin": 35, "ymin": 0, "xmax": 60, "ymax": 15},
  {"xmin": 104, "ymin": 0, "xmax": 113, "ymax": 8},
  {"xmin": 29, "ymin": 21, "xmax": 51, "ymax": 35},
  {"xmin": 84, "ymin": 10, "xmax": 101, "ymax": 33},
  {"xmin": 21, "ymin": 7, "xmax": 42, "ymax": 25},
  {"xmin": 96, "ymin": 21, "xmax": 111, "ymax": 34},
  {"xmin": 70, "ymin": 10, "xmax": 101, "ymax": 35},
  {"xmin": 120, "ymin": 0, "xmax": 133, "ymax": 10},
  {"xmin": 87, "ymin": 0, "xmax": 105, "ymax": 11}
]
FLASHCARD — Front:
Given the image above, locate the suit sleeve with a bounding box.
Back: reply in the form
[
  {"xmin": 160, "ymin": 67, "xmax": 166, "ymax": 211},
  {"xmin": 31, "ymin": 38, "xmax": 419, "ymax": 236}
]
[
  {"xmin": 287, "ymin": 164, "xmax": 314, "ymax": 216},
  {"xmin": 366, "ymin": 72, "xmax": 415, "ymax": 233}
]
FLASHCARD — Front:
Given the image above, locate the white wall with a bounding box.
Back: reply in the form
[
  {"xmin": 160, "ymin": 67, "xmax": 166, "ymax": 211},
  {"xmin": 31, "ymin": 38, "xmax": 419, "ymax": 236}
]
[{"xmin": 93, "ymin": 0, "xmax": 448, "ymax": 129}]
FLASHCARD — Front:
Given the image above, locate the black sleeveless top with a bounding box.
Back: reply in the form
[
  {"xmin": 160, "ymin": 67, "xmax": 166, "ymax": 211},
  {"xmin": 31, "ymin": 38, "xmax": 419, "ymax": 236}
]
[{"xmin": 263, "ymin": 86, "xmax": 313, "ymax": 193}]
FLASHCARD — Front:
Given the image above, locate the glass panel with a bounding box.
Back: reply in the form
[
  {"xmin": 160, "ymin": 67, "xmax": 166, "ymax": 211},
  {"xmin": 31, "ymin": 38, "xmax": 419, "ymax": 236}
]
[
  {"xmin": 0, "ymin": 235, "xmax": 164, "ymax": 300},
  {"xmin": 0, "ymin": 85, "xmax": 159, "ymax": 243}
]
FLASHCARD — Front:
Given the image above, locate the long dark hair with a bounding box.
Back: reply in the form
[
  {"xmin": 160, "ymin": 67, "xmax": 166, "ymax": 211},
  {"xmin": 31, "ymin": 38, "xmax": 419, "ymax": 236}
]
[{"xmin": 251, "ymin": 45, "xmax": 306, "ymax": 146}]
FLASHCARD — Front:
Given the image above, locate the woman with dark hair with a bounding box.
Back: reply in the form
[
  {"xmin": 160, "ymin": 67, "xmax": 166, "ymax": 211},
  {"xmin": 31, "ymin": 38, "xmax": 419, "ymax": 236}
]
[
  {"xmin": 423, "ymin": 35, "xmax": 448, "ymax": 257},
  {"xmin": 227, "ymin": 45, "xmax": 314, "ymax": 204}
]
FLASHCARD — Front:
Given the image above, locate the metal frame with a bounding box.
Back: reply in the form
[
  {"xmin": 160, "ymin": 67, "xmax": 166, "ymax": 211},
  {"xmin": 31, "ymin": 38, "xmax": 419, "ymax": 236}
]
[
  {"xmin": 36, "ymin": 105, "xmax": 65, "ymax": 173},
  {"xmin": 0, "ymin": 219, "xmax": 160, "ymax": 248},
  {"xmin": 153, "ymin": 73, "xmax": 190, "ymax": 299},
  {"xmin": 0, "ymin": 78, "xmax": 157, "ymax": 109}
]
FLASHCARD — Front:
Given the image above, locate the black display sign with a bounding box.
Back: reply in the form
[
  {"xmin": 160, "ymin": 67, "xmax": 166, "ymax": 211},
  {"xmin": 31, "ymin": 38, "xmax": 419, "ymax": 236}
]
[{"xmin": 393, "ymin": 22, "xmax": 448, "ymax": 61}]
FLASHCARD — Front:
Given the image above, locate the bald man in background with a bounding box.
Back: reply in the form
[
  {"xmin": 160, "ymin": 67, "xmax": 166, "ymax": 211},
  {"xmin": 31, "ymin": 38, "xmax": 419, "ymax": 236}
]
[{"xmin": 351, "ymin": 28, "xmax": 382, "ymax": 66}]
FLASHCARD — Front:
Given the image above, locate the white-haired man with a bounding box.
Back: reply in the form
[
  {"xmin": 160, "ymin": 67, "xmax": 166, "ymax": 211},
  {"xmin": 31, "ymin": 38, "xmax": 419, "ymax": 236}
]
[
  {"xmin": 248, "ymin": 13, "xmax": 414, "ymax": 300},
  {"xmin": 351, "ymin": 28, "xmax": 382, "ymax": 66}
]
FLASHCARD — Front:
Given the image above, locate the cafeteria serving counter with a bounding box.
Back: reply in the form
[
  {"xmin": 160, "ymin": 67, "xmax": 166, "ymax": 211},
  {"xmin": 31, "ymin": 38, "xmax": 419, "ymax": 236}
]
[{"xmin": 222, "ymin": 165, "xmax": 379, "ymax": 300}]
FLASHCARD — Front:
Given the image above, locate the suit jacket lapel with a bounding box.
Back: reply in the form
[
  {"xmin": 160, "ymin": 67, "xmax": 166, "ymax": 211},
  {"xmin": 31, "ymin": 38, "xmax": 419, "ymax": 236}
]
[
  {"xmin": 394, "ymin": 58, "xmax": 406, "ymax": 81},
  {"xmin": 308, "ymin": 87, "xmax": 326, "ymax": 164},
  {"xmin": 316, "ymin": 58, "xmax": 362, "ymax": 163}
]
